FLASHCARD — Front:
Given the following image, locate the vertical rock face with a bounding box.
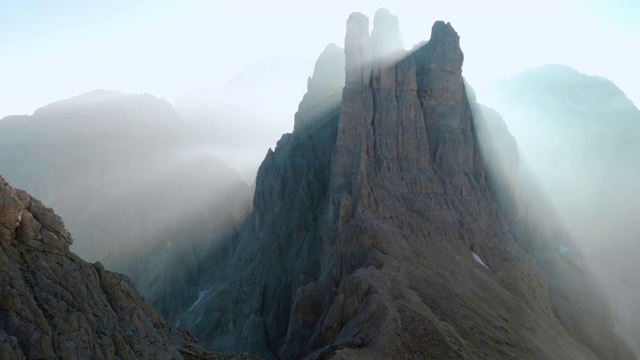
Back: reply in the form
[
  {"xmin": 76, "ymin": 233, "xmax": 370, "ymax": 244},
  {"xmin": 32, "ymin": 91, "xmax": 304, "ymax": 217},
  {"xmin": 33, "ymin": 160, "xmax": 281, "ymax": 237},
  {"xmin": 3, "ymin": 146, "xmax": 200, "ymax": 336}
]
[
  {"xmin": 166, "ymin": 9, "xmax": 633, "ymax": 360},
  {"xmin": 0, "ymin": 176, "xmax": 253, "ymax": 360}
]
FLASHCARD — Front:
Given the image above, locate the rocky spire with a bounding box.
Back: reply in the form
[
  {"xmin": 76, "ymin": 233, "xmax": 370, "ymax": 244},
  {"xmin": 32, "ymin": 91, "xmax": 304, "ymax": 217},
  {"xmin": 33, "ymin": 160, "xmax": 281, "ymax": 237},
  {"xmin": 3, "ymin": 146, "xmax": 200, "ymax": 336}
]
[
  {"xmin": 371, "ymin": 8, "xmax": 403, "ymax": 53},
  {"xmin": 344, "ymin": 12, "xmax": 371, "ymax": 86},
  {"xmin": 415, "ymin": 21, "xmax": 465, "ymax": 108},
  {"xmin": 332, "ymin": 10, "xmax": 474, "ymax": 220},
  {"xmin": 371, "ymin": 8, "xmax": 403, "ymax": 91},
  {"xmin": 293, "ymin": 43, "xmax": 345, "ymax": 131}
]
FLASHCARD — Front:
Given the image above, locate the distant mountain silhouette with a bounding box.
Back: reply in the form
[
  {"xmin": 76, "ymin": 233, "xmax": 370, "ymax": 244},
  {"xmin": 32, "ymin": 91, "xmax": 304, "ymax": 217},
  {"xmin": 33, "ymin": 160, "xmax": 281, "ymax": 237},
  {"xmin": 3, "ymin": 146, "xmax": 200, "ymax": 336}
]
[
  {"xmin": 0, "ymin": 90, "xmax": 253, "ymax": 322},
  {"xmin": 486, "ymin": 64, "xmax": 640, "ymax": 356},
  {"xmin": 174, "ymin": 56, "xmax": 324, "ymax": 179}
]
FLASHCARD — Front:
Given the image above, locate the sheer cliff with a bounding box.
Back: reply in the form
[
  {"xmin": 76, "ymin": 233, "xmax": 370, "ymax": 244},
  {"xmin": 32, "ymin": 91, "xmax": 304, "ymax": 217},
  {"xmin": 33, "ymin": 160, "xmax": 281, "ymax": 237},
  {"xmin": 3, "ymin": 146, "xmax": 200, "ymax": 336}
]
[{"xmin": 163, "ymin": 9, "xmax": 632, "ymax": 360}]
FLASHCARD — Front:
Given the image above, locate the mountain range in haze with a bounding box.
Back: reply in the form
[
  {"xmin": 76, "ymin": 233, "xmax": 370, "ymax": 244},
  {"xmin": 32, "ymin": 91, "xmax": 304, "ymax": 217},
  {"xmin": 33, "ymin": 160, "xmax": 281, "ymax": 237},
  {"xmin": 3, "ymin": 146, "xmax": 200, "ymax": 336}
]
[
  {"xmin": 1, "ymin": 7, "xmax": 639, "ymax": 360},
  {"xmin": 484, "ymin": 65, "xmax": 640, "ymax": 354}
]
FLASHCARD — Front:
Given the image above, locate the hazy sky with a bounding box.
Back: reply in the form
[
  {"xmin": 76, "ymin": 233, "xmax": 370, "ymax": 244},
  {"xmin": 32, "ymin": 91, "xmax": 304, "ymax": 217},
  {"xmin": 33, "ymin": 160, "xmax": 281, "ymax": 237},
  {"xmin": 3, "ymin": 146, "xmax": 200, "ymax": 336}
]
[{"xmin": 1, "ymin": 0, "xmax": 639, "ymax": 119}]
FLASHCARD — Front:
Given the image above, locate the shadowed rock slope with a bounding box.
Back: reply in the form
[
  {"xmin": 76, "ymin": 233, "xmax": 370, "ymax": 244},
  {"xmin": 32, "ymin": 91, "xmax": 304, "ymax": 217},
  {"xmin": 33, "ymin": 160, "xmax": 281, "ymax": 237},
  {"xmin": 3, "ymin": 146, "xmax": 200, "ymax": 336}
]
[
  {"xmin": 0, "ymin": 175, "xmax": 254, "ymax": 360},
  {"xmin": 170, "ymin": 9, "xmax": 633, "ymax": 360}
]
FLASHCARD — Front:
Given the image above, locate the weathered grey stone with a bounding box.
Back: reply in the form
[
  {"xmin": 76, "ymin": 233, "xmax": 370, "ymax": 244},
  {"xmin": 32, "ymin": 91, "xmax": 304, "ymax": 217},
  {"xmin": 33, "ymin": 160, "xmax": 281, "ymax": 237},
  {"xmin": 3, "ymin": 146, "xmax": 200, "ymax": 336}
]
[
  {"xmin": 156, "ymin": 9, "xmax": 634, "ymax": 360},
  {"xmin": 344, "ymin": 12, "xmax": 371, "ymax": 86},
  {"xmin": 0, "ymin": 175, "xmax": 255, "ymax": 360},
  {"xmin": 0, "ymin": 176, "xmax": 22, "ymax": 233}
]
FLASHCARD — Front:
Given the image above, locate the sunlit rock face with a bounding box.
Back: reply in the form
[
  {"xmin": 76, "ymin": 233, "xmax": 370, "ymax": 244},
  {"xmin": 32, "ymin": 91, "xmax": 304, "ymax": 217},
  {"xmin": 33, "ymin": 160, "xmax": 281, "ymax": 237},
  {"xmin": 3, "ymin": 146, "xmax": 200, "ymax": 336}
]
[
  {"xmin": 0, "ymin": 176, "xmax": 255, "ymax": 360},
  {"xmin": 484, "ymin": 64, "xmax": 640, "ymax": 357},
  {"xmin": 165, "ymin": 9, "xmax": 633, "ymax": 360}
]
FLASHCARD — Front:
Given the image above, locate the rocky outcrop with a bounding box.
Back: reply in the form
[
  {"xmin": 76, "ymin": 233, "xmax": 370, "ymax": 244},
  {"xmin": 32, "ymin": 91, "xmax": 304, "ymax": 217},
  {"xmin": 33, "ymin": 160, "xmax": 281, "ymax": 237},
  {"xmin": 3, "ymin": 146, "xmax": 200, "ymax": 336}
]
[
  {"xmin": 160, "ymin": 9, "xmax": 633, "ymax": 360},
  {"xmin": 0, "ymin": 175, "xmax": 254, "ymax": 359},
  {"xmin": 294, "ymin": 44, "xmax": 345, "ymax": 131}
]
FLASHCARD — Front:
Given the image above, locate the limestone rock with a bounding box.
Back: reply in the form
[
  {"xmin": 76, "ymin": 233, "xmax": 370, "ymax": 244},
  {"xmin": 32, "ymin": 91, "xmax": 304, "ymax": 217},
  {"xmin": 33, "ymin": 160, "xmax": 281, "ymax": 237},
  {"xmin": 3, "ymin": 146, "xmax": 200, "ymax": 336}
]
[
  {"xmin": 0, "ymin": 175, "xmax": 254, "ymax": 360},
  {"xmin": 157, "ymin": 9, "xmax": 634, "ymax": 360}
]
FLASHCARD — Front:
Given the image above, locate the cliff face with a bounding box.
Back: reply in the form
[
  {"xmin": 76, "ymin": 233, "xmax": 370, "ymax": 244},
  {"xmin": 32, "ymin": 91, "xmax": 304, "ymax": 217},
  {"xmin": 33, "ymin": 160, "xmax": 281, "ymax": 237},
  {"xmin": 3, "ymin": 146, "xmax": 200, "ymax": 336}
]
[
  {"xmin": 0, "ymin": 175, "xmax": 254, "ymax": 360},
  {"xmin": 163, "ymin": 9, "xmax": 632, "ymax": 360}
]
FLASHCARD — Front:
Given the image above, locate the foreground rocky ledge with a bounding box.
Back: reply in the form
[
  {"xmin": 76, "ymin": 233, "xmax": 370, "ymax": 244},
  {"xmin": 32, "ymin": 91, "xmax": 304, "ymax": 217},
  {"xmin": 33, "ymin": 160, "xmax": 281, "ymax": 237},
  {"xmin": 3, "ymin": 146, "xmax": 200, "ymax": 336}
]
[{"xmin": 0, "ymin": 175, "xmax": 254, "ymax": 359}]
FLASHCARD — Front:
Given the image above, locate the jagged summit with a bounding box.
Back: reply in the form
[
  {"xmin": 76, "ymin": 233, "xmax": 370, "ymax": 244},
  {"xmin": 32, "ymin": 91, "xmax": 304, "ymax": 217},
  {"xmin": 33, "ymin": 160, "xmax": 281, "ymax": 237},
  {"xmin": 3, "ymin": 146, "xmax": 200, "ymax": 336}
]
[
  {"xmin": 146, "ymin": 9, "xmax": 632, "ymax": 360},
  {"xmin": 371, "ymin": 8, "xmax": 403, "ymax": 55},
  {"xmin": 294, "ymin": 44, "xmax": 344, "ymax": 131}
]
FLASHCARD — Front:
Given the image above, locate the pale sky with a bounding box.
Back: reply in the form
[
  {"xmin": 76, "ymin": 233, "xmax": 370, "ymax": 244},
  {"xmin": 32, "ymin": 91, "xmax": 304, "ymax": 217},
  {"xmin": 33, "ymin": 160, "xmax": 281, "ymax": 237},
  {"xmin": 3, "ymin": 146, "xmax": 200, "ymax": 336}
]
[{"xmin": 1, "ymin": 0, "xmax": 639, "ymax": 119}]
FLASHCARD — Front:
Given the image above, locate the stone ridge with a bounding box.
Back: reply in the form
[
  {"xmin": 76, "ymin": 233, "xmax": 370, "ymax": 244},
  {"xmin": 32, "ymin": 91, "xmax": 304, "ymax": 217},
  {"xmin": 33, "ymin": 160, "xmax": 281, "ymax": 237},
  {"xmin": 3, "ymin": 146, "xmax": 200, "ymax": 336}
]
[{"xmin": 0, "ymin": 176, "xmax": 255, "ymax": 359}]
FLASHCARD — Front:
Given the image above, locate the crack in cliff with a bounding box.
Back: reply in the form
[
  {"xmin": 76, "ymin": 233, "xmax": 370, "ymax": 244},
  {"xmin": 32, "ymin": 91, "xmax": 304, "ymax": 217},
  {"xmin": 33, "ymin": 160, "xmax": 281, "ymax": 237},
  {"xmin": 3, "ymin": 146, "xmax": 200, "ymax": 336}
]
[{"xmin": 369, "ymin": 69, "xmax": 380, "ymax": 180}]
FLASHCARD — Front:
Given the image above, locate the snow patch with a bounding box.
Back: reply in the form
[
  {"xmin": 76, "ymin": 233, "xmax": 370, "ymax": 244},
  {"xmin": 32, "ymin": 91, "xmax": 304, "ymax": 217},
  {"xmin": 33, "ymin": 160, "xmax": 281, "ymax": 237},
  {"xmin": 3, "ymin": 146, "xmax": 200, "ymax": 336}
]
[
  {"xmin": 174, "ymin": 287, "xmax": 213, "ymax": 327},
  {"xmin": 472, "ymin": 251, "xmax": 489, "ymax": 269},
  {"xmin": 560, "ymin": 244, "xmax": 572, "ymax": 255},
  {"xmin": 188, "ymin": 289, "xmax": 210, "ymax": 312}
]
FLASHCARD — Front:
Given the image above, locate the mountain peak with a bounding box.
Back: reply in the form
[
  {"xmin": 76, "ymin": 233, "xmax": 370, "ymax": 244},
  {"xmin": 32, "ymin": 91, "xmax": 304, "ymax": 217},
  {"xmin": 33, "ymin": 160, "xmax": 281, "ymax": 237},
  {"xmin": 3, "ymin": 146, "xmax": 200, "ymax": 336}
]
[
  {"xmin": 293, "ymin": 44, "xmax": 345, "ymax": 131},
  {"xmin": 371, "ymin": 8, "xmax": 403, "ymax": 56},
  {"xmin": 124, "ymin": 9, "xmax": 633, "ymax": 360},
  {"xmin": 344, "ymin": 12, "xmax": 371, "ymax": 86}
]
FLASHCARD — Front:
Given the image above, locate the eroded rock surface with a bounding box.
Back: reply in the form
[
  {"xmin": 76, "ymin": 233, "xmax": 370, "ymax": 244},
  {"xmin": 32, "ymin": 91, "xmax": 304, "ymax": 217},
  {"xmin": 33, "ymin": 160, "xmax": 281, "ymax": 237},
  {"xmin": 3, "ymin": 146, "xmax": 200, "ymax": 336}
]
[
  {"xmin": 163, "ymin": 9, "xmax": 633, "ymax": 360},
  {"xmin": 0, "ymin": 176, "xmax": 254, "ymax": 360}
]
